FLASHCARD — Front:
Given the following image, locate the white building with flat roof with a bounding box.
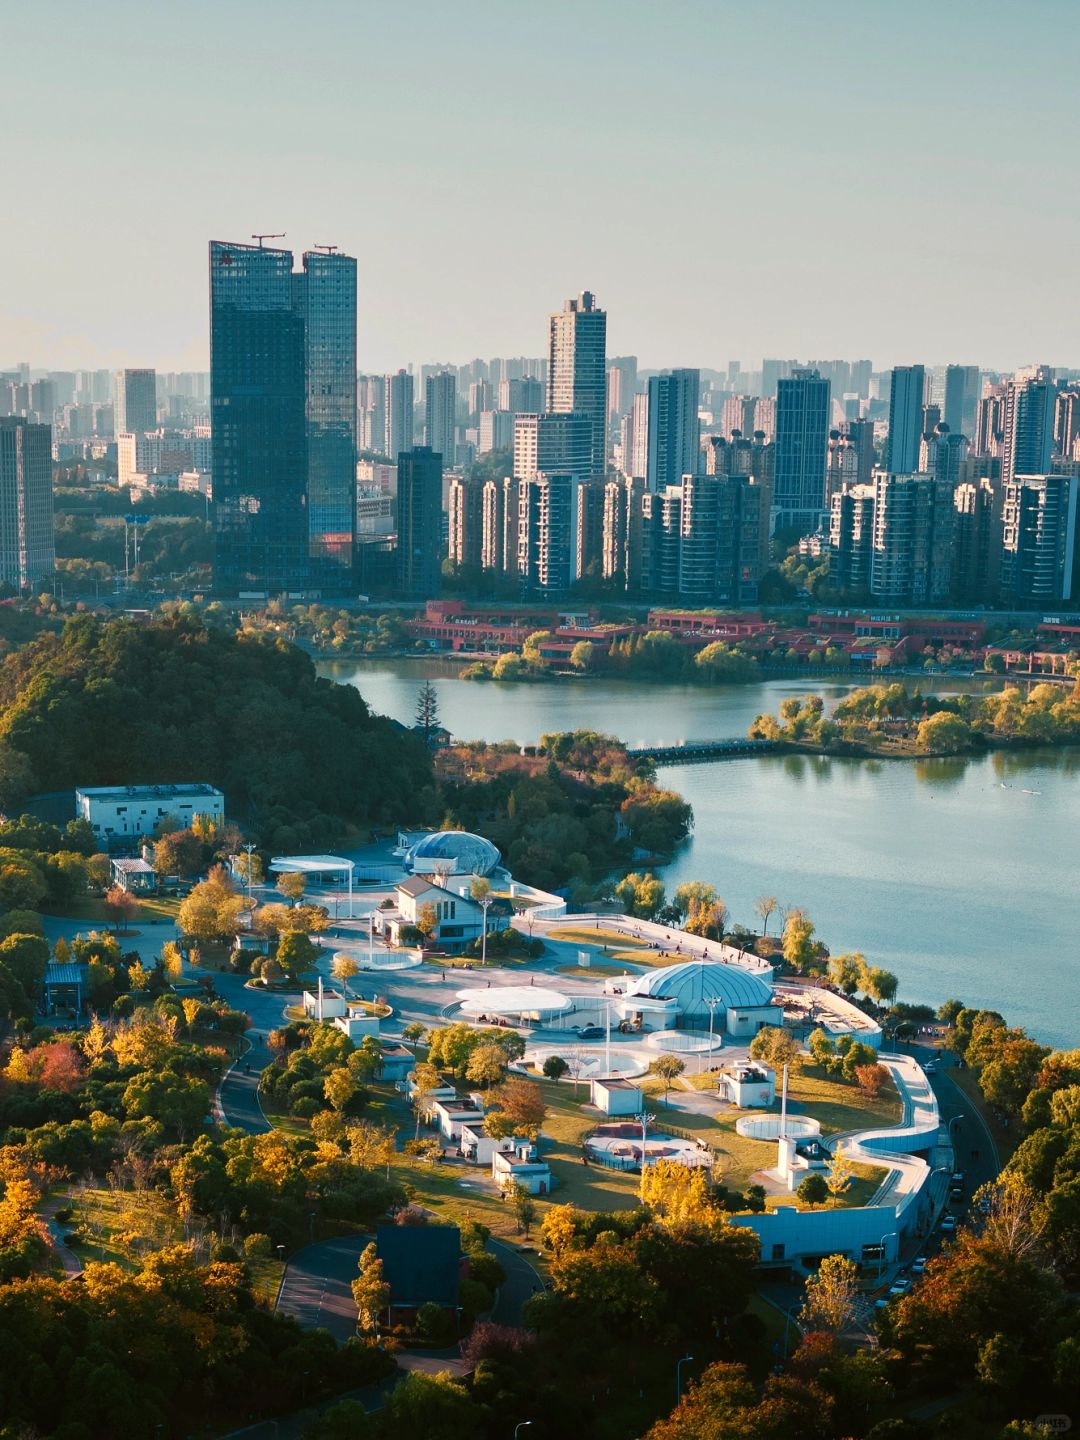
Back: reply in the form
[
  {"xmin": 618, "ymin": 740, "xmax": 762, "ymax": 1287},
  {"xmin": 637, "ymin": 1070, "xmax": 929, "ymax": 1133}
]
[{"xmin": 76, "ymin": 783, "xmax": 224, "ymax": 843}]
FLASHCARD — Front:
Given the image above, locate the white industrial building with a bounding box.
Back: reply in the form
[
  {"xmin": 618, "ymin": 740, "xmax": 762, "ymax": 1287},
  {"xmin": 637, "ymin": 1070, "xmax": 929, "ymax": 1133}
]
[{"xmin": 75, "ymin": 783, "xmax": 224, "ymax": 844}]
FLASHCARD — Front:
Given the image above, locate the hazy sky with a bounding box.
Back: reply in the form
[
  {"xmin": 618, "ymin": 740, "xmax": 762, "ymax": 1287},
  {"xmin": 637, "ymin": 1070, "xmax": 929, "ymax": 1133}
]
[{"xmin": 5, "ymin": 0, "xmax": 1078, "ymax": 374}]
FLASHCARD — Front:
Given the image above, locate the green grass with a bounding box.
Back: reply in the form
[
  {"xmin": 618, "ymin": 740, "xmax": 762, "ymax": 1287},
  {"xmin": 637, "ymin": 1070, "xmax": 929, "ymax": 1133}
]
[
  {"xmin": 44, "ymin": 895, "xmax": 181, "ymax": 924},
  {"xmin": 554, "ymin": 962, "xmax": 633, "ymax": 978},
  {"xmin": 549, "ymin": 926, "xmax": 650, "ymax": 948},
  {"xmin": 787, "ymin": 1065, "xmax": 902, "ymax": 1135}
]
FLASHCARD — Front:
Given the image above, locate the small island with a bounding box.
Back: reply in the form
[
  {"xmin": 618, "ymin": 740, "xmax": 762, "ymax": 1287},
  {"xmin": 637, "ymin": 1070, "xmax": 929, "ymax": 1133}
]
[{"xmin": 748, "ymin": 680, "xmax": 1080, "ymax": 757}]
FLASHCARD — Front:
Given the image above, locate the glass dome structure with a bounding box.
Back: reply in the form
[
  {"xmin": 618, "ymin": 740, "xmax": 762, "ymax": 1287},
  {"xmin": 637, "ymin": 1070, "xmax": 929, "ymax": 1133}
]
[
  {"xmin": 404, "ymin": 830, "xmax": 501, "ymax": 877},
  {"xmin": 626, "ymin": 960, "xmax": 773, "ymax": 1023}
]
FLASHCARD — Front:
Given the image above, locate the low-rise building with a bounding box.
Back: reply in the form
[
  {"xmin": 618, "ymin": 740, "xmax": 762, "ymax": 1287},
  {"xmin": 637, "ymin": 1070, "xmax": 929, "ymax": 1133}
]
[
  {"xmin": 458, "ymin": 1122, "xmax": 537, "ymax": 1167},
  {"xmin": 492, "ymin": 1143, "xmax": 552, "ymax": 1195},
  {"xmin": 717, "ymin": 1062, "xmax": 776, "ymax": 1108},
  {"xmin": 76, "ymin": 783, "xmax": 224, "ymax": 846},
  {"xmin": 375, "ymin": 876, "xmax": 493, "ymax": 952},
  {"xmin": 375, "ymin": 1223, "xmax": 464, "ymax": 1326},
  {"xmin": 109, "ymin": 857, "xmax": 157, "ymax": 892},
  {"xmin": 590, "ymin": 1077, "xmax": 644, "ymax": 1116}
]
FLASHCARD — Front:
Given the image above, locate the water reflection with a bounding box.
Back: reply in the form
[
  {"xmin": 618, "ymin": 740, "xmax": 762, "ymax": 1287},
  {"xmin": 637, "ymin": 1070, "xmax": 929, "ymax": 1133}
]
[{"xmin": 913, "ymin": 758, "xmax": 968, "ymax": 788}]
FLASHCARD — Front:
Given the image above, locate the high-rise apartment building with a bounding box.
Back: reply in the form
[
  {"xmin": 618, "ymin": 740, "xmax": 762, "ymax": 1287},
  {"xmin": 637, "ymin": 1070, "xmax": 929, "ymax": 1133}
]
[
  {"xmin": 845, "ymin": 417, "xmax": 876, "ymax": 485},
  {"xmin": 773, "ymin": 368, "xmax": 830, "ymax": 530},
  {"xmin": 113, "ymin": 368, "xmax": 157, "ymax": 436},
  {"xmin": 943, "ymin": 365, "xmax": 980, "ymax": 436},
  {"xmin": 869, "ymin": 472, "xmax": 953, "ymax": 604},
  {"xmin": 516, "ymin": 472, "xmax": 583, "ymax": 592},
  {"xmin": 1055, "ymin": 387, "xmax": 1080, "ymax": 462},
  {"xmin": 358, "ymin": 375, "xmax": 386, "ymax": 454},
  {"xmin": 645, "ymin": 369, "xmax": 700, "ymax": 491},
  {"xmin": 919, "ymin": 424, "xmax": 968, "ymax": 488},
  {"xmin": 498, "ymin": 377, "xmax": 544, "ymax": 416},
  {"xmin": 973, "ymin": 384, "xmax": 1007, "ymax": 458},
  {"xmin": 1002, "ymin": 367, "xmax": 1058, "ymax": 485},
  {"xmin": 0, "ymin": 417, "xmax": 54, "ymax": 590},
  {"xmin": 952, "ymin": 478, "xmax": 997, "ymax": 601},
  {"xmin": 424, "ymin": 371, "xmax": 457, "ymax": 466},
  {"xmin": 828, "ymin": 483, "xmax": 875, "ymax": 592},
  {"xmin": 384, "ymin": 370, "xmax": 415, "ymax": 463},
  {"xmin": 209, "ymin": 239, "xmax": 357, "ymax": 596},
  {"xmin": 512, "ymin": 412, "xmax": 592, "ymax": 482},
  {"xmin": 547, "ymin": 291, "xmax": 607, "ymax": 475},
  {"xmin": 885, "ymin": 365, "xmax": 926, "ymax": 474},
  {"xmin": 1000, "ymin": 474, "xmax": 1078, "ymax": 603},
  {"xmin": 478, "ymin": 410, "xmax": 514, "ymax": 455},
  {"xmin": 448, "ymin": 475, "xmax": 485, "ymax": 571},
  {"xmin": 396, "ymin": 446, "xmax": 443, "ymax": 598}
]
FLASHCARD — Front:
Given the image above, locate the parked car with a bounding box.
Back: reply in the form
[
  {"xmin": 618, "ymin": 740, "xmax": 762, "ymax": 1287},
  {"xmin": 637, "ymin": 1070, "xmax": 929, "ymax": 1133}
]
[
  {"xmin": 888, "ymin": 1276, "xmax": 912, "ymax": 1298},
  {"xmin": 910, "ymin": 1256, "xmax": 928, "ymax": 1275},
  {"xmin": 924, "ymin": 1061, "xmax": 938, "ymax": 1074},
  {"xmin": 577, "ymin": 1026, "xmax": 604, "ymax": 1041},
  {"xmin": 940, "ymin": 1215, "xmax": 957, "ymax": 1235}
]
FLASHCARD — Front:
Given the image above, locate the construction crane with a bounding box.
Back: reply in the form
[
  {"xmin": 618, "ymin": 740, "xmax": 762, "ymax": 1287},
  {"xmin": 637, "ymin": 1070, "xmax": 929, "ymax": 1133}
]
[
  {"xmin": 312, "ymin": 243, "xmax": 339, "ymax": 253},
  {"xmin": 250, "ymin": 232, "xmax": 286, "ymax": 248}
]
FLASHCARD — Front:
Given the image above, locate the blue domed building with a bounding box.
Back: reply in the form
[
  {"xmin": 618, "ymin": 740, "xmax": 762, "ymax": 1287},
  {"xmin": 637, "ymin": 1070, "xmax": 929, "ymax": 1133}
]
[
  {"xmin": 620, "ymin": 959, "xmax": 780, "ymax": 1038},
  {"xmin": 404, "ymin": 830, "xmax": 502, "ymax": 878}
]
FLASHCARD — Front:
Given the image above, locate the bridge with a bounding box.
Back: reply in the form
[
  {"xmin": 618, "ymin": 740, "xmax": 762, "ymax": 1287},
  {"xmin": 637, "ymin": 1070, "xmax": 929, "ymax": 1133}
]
[{"xmin": 627, "ymin": 737, "xmax": 782, "ymax": 764}]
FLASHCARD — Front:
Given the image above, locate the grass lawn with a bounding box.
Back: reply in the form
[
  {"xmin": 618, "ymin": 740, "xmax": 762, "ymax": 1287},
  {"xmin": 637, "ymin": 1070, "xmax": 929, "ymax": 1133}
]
[
  {"xmin": 44, "ymin": 895, "xmax": 181, "ymax": 924},
  {"xmin": 548, "ymin": 926, "xmax": 651, "ymax": 948},
  {"xmin": 65, "ymin": 1185, "xmax": 181, "ymax": 1267},
  {"xmin": 788, "ymin": 1065, "xmax": 902, "ymax": 1135},
  {"xmin": 554, "ymin": 961, "xmax": 633, "ymax": 978},
  {"xmin": 537, "ymin": 1080, "xmax": 642, "ymax": 1211}
]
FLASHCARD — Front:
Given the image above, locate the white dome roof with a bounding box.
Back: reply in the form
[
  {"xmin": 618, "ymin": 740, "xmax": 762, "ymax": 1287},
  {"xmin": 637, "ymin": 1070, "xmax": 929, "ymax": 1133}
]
[
  {"xmin": 405, "ymin": 830, "xmax": 501, "ymax": 876},
  {"xmin": 627, "ymin": 960, "xmax": 773, "ymax": 1018}
]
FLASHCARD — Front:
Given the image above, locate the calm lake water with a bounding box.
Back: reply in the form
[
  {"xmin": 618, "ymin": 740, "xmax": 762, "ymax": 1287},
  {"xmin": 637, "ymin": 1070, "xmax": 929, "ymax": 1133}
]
[{"xmin": 320, "ymin": 657, "xmax": 1080, "ymax": 1049}]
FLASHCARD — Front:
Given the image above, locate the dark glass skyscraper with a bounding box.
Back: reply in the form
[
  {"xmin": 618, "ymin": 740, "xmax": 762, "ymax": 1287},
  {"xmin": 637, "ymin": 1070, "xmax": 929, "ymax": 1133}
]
[
  {"xmin": 210, "ymin": 239, "xmax": 356, "ymax": 595},
  {"xmin": 773, "ymin": 368, "xmax": 830, "ymax": 530}
]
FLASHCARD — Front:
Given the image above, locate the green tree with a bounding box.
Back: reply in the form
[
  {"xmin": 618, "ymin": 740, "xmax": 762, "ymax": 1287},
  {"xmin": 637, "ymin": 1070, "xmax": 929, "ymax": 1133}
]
[
  {"xmin": 542, "ymin": 1054, "xmax": 569, "ymax": 1081},
  {"xmin": 276, "ymin": 930, "xmax": 316, "ymax": 978},
  {"xmin": 797, "ymin": 1173, "xmax": 830, "ymax": 1209},
  {"xmin": 465, "ymin": 1042, "xmax": 509, "ymax": 1089},
  {"xmin": 649, "ymin": 1054, "xmax": 686, "ymax": 1104},
  {"xmin": 569, "ymin": 639, "xmax": 597, "ymax": 671},
  {"xmin": 379, "ymin": 1370, "xmax": 480, "ymax": 1440},
  {"xmin": 331, "ymin": 952, "xmax": 359, "ymax": 997},
  {"xmin": 415, "ymin": 680, "xmax": 441, "ymax": 745},
  {"xmin": 749, "ymin": 1025, "xmax": 801, "ymax": 1071}
]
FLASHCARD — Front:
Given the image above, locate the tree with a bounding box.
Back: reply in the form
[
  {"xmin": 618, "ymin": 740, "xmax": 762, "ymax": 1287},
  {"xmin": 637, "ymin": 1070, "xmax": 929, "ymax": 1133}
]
[
  {"xmin": 351, "ymin": 1242, "xmax": 390, "ymax": 1335},
  {"xmin": 798, "ymin": 1173, "xmax": 830, "ymax": 1209},
  {"xmin": 685, "ymin": 898, "xmax": 729, "ymax": 940},
  {"xmin": 673, "ymin": 881, "xmax": 717, "ymax": 920},
  {"xmin": 782, "ymin": 909, "xmax": 817, "ymax": 971},
  {"xmin": 415, "ymin": 680, "xmax": 441, "ymax": 746},
  {"xmin": 469, "ymin": 875, "xmax": 490, "ymax": 904},
  {"xmin": 493, "ymin": 1076, "xmax": 546, "ymax": 1137},
  {"xmin": 569, "ymin": 639, "xmax": 596, "ymax": 671},
  {"xmin": 828, "ymin": 952, "xmax": 866, "ymax": 995},
  {"xmin": 754, "ymin": 894, "xmax": 779, "ymax": 936},
  {"xmin": 302, "ymin": 1400, "xmax": 373, "ymax": 1440},
  {"xmin": 152, "ymin": 828, "xmax": 206, "ymax": 878},
  {"xmin": 412, "ymin": 1061, "xmax": 442, "ymax": 1139},
  {"xmin": 233, "ymin": 849, "xmax": 264, "ymax": 887},
  {"xmin": 863, "ymin": 966, "xmax": 898, "ymax": 1004},
  {"xmin": 917, "ymin": 711, "xmax": 976, "ymax": 754},
  {"xmin": 324, "ymin": 1066, "xmax": 361, "ymax": 1114},
  {"xmin": 615, "ymin": 871, "xmax": 666, "ymax": 919},
  {"xmin": 379, "ymin": 1370, "xmax": 480, "ymax": 1440},
  {"xmin": 331, "ymin": 952, "xmax": 360, "ymax": 998},
  {"xmin": 855, "ymin": 1062, "xmax": 889, "ymax": 1098},
  {"xmin": 542, "ymin": 1054, "xmax": 569, "ymax": 1081},
  {"xmin": 416, "ymin": 902, "xmax": 438, "ymax": 941},
  {"xmin": 401, "ymin": 1021, "xmax": 426, "ymax": 1044},
  {"xmin": 465, "ymin": 1042, "xmax": 509, "ymax": 1089},
  {"xmin": 509, "ymin": 1181, "xmax": 537, "ymax": 1237},
  {"xmin": 749, "ymin": 1025, "xmax": 802, "ymax": 1071},
  {"xmin": 800, "ymin": 1252, "xmax": 864, "ymax": 1333},
  {"xmin": 826, "ymin": 1143, "xmax": 854, "ymax": 1198},
  {"xmin": 649, "ymin": 1054, "xmax": 686, "ymax": 1104},
  {"xmin": 277, "ymin": 870, "xmax": 306, "ymax": 904},
  {"xmin": 178, "ymin": 867, "xmax": 245, "ymax": 945},
  {"xmin": 86, "ymin": 852, "xmax": 111, "ymax": 890},
  {"xmin": 276, "ymin": 930, "xmax": 316, "ymax": 978},
  {"xmin": 103, "ymin": 883, "xmax": 140, "ymax": 932}
]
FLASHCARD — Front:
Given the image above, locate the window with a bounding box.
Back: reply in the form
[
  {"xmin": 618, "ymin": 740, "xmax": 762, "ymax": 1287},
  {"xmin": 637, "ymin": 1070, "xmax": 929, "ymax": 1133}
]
[{"xmin": 771, "ymin": 1244, "xmax": 785, "ymax": 1261}]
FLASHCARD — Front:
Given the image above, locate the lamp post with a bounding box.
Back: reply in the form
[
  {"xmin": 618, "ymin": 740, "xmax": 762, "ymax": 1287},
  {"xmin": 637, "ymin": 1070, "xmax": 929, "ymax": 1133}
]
[
  {"xmin": 877, "ymin": 1230, "xmax": 898, "ymax": 1279},
  {"xmin": 704, "ymin": 996, "xmax": 721, "ymax": 1074},
  {"xmin": 514, "ymin": 1424, "xmax": 533, "ymax": 1439},
  {"xmin": 676, "ymin": 1353, "xmax": 694, "ymax": 1404},
  {"xmin": 479, "ymin": 894, "xmax": 492, "ymax": 967},
  {"xmin": 636, "ymin": 1109, "xmax": 656, "ymax": 1170}
]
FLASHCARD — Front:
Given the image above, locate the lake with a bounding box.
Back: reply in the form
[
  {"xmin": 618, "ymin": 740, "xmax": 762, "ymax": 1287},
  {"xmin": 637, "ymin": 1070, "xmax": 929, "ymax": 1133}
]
[{"xmin": 320, "ymin": 657, "xmax": 1080, "ymax": 1049}]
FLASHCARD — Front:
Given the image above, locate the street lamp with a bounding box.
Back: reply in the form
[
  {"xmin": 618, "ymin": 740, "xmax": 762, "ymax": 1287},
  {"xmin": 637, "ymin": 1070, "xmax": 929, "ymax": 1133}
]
[
  {"xmin": 636, "ymin": 1109, "xmax": 656, "ymax": 1170},
  {"xmin": 704, "ymin": 996, "xmax": 721, "ymax": 1074},
  {"xmin": 514, "ymin": 1423, "xmax": 533, "ymax": 1439},
  {"xmin": 479, "ymin": 894, "xmax": 492, "ymax": 967},
  {"xmin": 676, "ymin": 1354, "xmax": 694, "ymax": 1403},
  {"xmin": 877, "ymin": 1230, "xmax": 898, "ymax": 1278}
]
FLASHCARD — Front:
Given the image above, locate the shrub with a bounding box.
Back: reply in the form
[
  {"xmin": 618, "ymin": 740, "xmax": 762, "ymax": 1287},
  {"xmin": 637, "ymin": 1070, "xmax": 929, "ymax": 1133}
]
[
  {"xmin": 243, "ymin": 1232, "xmax": 272, "ymax": 1259},
  {"xmin": 291, "ymin": 1096, "xmax": 319, "ymax": 1118},
  {"xmin": 415, "ymin": 1300, "xmax": 453, "ymax": 1344}
]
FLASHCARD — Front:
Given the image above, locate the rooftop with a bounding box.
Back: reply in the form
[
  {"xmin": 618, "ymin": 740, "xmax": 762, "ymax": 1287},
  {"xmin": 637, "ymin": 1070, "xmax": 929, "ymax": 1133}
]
[{"xmin": 76, "ymin": 783, "xmax": 222, "ymax": 801}]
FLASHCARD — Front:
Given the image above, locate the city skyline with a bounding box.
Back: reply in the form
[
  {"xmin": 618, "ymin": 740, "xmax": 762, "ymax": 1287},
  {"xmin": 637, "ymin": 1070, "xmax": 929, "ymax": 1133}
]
[{"xmin": 5, "ymin": 0, "xmax": 1080, "ymax": 372}]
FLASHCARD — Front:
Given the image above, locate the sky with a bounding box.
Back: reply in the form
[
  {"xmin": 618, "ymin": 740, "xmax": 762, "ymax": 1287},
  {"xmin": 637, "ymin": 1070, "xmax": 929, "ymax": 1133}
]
[{"xmin": 4, "ymin": 0, "xmax": 1079, "ymax": 375}]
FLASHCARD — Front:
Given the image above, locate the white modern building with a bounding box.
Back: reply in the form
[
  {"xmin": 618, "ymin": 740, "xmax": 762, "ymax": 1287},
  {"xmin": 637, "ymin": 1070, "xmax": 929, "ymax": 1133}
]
[
  {"xmin": 590, "ymin": 1077, "xmax": 644, "ymax": 1116},
  {"xmin": 76, "ymin": 783, "xmax": 224, "ymax": 844}
]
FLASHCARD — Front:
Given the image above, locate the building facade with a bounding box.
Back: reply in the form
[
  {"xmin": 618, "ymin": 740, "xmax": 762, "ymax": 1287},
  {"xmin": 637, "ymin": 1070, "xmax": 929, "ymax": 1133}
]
[
  {"xmin": 424, "ymin": 371, "xmax": 457, "ymax": 467},
  {"xmin": 0, "ymin": 417, "xmax": 54, "ymax": 589},
  {"xmin": 773, "ymin": 368, "xmax": 830, "ymax": 531},
  {"xmin": 396, "ymin": 447, "xmax": 443, "ymax": 599},
  {"xmin": 209, "ymin": 240, "xmax": 357, "ymax": 596},
  {"xmin": 547, "ymin": 291, "xmax": 607, "ymax": 475},
  {"xmin": 645, "ymin": 368, "xmax": 700, "ymax": 491},
  {"xmin": 885, "ymin": 365, "xmax": 926, "ymax": 475}
]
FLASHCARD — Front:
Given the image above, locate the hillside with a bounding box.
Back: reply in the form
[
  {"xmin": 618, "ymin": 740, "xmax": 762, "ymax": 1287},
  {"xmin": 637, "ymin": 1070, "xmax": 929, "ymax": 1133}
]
[{"xmin": 0, "ymin": 612, "xmax": 433, "ymax": 848}]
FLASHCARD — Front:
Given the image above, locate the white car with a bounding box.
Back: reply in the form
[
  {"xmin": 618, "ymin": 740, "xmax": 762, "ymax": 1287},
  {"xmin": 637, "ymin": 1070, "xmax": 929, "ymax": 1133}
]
[{"xmin": 910, "ymin": 1256, "xmax": 927, "ymax": 1275}]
